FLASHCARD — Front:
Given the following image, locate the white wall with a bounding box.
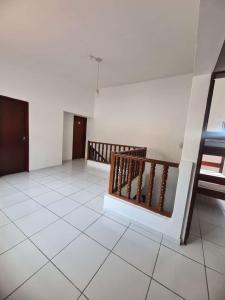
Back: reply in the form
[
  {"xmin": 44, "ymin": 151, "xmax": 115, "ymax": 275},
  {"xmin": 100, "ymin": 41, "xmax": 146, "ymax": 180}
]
[
  {"xmin": 88, "ymin": 74, "xmax": 192, "ymax": 162},
  {"xmin": 0, "ymin": 64, "xmax": 94, "ymax": 170},
  {"xmin": 181, "ymin": 74, "xmax": 211, "ymax": 162},
  {"xmin": 62, "ymin": 112, "xmax": 74, "ymax": 161}
]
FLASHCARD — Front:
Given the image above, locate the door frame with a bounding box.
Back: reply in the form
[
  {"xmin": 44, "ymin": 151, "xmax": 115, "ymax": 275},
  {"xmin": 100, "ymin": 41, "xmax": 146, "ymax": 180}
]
[
  {"xmin": 72, "ymin": 115, "xmax": 87, "ymax": 159},
  {"xmin": 0, "ymin": 95, "xmax": 29, "ymax": 174},
  {"xmin": 184, "ymin": 70, "xmax": 225, "ymax": 243}
]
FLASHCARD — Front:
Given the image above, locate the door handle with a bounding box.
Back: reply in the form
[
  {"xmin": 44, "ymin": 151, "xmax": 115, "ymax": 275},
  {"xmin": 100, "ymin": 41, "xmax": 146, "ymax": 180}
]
[{"xmin": 22, "ymin": 136, "xmax": 26, "ymax": 141}]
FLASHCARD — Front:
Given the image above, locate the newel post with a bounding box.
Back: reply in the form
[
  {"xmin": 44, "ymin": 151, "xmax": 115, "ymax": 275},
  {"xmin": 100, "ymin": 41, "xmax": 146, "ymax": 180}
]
[{"xmin": 109, "ymin": 152, "xmax": 116, "ymax": 194}]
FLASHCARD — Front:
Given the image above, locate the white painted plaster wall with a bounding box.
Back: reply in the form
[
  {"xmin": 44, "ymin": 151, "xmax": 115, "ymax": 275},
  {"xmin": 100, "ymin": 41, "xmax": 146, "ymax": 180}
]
[
  {"xmin": 181, "ymin": 74, "xmax": 211, "ymax": 163},
  {"xmin": 0, "ymin": 64, "xmax": 95, "ymax": 170},
  {"xmin": 62, "ymin": 112, "xmax": 74, "ymax": 161},
  {"xmin": 88, "ymin": 74, "xmax": 192, "ymax": 163}
]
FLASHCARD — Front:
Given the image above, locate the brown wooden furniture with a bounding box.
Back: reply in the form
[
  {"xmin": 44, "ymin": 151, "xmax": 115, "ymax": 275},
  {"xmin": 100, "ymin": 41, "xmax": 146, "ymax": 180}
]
[
  {"xmin": 0, "ymin": 95, "xmax": 29, "ymax": 176},
  {"xmin": 109, "ymin": 150, "xmax": 179, "ymax": 217},
  {"xmin": 185, "ymin": 70, "xmax": 225, "ymax": 243},
  {"xmin": 198, "ymin": 134, "xmax": 225, "ymax": 200},
  {"xmin": 201, "ymin": 157, "xmax": 225, "ymax": 172}
]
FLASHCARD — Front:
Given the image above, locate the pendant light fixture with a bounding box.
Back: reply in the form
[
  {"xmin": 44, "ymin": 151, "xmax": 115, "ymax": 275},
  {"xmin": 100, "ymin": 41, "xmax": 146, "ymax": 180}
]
[{"xmin": 89, "ymin": 55, "xmax": 103, "ymax": 96}]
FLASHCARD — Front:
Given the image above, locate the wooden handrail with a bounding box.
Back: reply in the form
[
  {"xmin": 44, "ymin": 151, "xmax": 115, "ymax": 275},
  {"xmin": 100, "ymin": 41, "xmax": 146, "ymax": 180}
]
[
  {"xmin": 88, "ymin": 140, "xmax": 145, "ymax": 148},
  {"xmin": 113, "ymin": 152, "xmax": 178, "ymax": 168},
  {"xmin": 109, "ymin": 151, "xmax": 179, "ymax": 217}
]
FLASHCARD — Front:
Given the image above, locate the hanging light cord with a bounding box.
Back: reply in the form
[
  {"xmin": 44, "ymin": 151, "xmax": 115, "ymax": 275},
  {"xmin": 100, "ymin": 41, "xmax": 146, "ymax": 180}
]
[
  {"xmin": 96, "ymin": 60, "xmax": 100, "ymax": 94},
  {"xmin": 89, "ymin": 55, "xmax": 103, "ymax": 95}
]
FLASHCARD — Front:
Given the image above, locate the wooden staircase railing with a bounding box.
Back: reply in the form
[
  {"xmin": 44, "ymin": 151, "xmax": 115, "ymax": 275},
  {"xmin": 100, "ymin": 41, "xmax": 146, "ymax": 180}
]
[
  {"xmin": 109, "ymin": 151, "xmax": 179, "ymax": 217},
  {"xmin": 87, "ymin": 141, "xmax": 146, "ymax": 164}
]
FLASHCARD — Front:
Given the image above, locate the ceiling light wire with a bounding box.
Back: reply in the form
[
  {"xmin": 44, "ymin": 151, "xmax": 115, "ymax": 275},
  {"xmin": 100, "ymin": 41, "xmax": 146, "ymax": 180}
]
[{"xmin": 89, "ymin": 55, "xmax": 103, "ymax": 96}]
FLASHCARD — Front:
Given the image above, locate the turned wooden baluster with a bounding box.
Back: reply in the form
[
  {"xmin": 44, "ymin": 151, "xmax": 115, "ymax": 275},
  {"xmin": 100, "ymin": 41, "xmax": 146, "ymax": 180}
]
[
  {"xmin": 109, "ymin": 144, "xmax": 112, "ymax": 163},
  {"xmin": 114, "ymin": 155, "xmax": 120, "ymax": 191},
  {"xmin": 102, "ymin": 143, "xmax": 105, "ymax": 162},
  {"xmin": 105, "ymin": 144, "xmax": 108, "ymax": 163},
  {"xmin": 93, "ymin": 142, "xmax": 96, "ymax": 161},
  {"xmin": 158, "ymin": 164, "xmax": 169, "ymax": 212},
  {"xmin": 117, "ymin": 157, "xmax": 123, "ymax": 196},
  {"xmin": 123, "ymin": 158, "xmax": 127, "ymax": 185},
  {"xmin": 87, "ymin": 141, "xmax": 90, "ymax": 159},
  {"xmin": 90, "ymin": 142, "xmax": 93, "ymax": 159},
  {"xmin": 98, "ymin": 143, "xmax": 101, "ymax": 161},
  {"xmin": 136, "ymin": 161, "xmax": 144, "ymax": 202},
  {"xmin": 127, "ymin": 159, "xmax": 132, "ymax": 199},
  {"xmin": 109, "ymin": 152, "xmax": 116, "ymax": 194},
  {"xmin": 146, "ymin": 162, "xmax": 156, "ymax": 207}
]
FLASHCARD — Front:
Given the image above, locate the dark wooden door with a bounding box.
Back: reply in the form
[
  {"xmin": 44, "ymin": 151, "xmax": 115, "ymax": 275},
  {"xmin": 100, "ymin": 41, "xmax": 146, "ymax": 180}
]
[
  {"xmin": 72, "ymin": 116, "xmax": 87, "ymax": 159},
  {"xmin": 0, "ymin": 96, "xmax": 29, "ymax": 176}
]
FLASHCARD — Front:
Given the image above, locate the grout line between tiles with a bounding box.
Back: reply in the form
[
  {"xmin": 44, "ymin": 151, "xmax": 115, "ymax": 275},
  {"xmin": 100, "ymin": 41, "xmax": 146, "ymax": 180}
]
[
  {"xmin": 196, "ymin": 203, "xmax": 210, "ymax": 300},
  {"xmin": 81, "ymin": 221, "xmax": 131, "ymax": 297},
  {"xmin": 1, "ymin": 166, "xmax": 225, "ymax": 300}
]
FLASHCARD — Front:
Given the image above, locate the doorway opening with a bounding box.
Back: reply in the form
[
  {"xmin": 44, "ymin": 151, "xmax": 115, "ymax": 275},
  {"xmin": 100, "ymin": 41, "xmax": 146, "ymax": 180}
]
[
  {"xmin": 62, "ymin": 112, "xmax": 87, "ymax": 162},
  {"xmin": 72, "ymin": 116, "xmax": 87, "ymax": 159},
  {"xmin": 0, "ymin": 95, "xmax": 29, "ymax": 176}
]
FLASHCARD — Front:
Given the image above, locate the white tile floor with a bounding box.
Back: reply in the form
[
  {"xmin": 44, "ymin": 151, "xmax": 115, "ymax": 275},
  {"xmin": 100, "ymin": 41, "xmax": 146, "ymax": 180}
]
[{"xmin": 0, "ymin": 160, "xmax": 225, "ymax": 299}]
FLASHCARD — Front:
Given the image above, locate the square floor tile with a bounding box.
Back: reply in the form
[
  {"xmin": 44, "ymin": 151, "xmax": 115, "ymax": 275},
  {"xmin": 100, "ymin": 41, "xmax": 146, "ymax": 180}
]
[
  {"xmin": 31, "ymin": 219, "xmax": 80, "ymax": 258},
  {"xmin": 153, "ymin": 246, "xmax": 208, "ymax": 300},
  {"xmin": 69, "ymin": 190, "xmax": 96, "ymax": 204},
  {"xmin": 114, "ymin": 229, "xmax": 160, "ymax": 275},
  {"xmin": 33, "ymin": 191, "xmax": 64, "ymax": 206},
  {"xmin": 15, "ymin": 208, "xmax": 58, "ymax": 237},
  {"xmin": 85, "ymin": 196, "xmax": 104, "ymax": 213},
  {"xmin": 162, "ymin": 234, "xmax": 204, "ymax": 264},
  {"xmin": 53, "ymin": 234, "xmax": 109, "ymax": 291},
  {"xmin": 86, "ymin": 184, "xmax": 106, "ymax": 196},
  {"xmin": 47, "ymin": 198, "xmax": 81, "ymax": 217},
  {"xmin": 201, "ymin": 221, "xmax": 225, "ymax": 247},
  {"xmin": 207, "ymin": 267, "xmax": 225, "ymax": 300},
  {"xmin": 146, "ymin": 280, "xmax": 182, "ymax": 300},
  {"xmin": 85, "ymin": 216, "xmax": 126, "ymax": 250},
  {"xmin": 15, "ymin": 182, "xmax": 42, "ymax": 191},
  {"xmin": 85, "ymin": 253, "xmax": 149, "ymax": 300},
  {"xmin": 34, "ymin": 176, "xmax": 58, "ymax": 184},
  {"xmin": 7, "ymin": 263, "xmax": 80, "ymax": 300},
  {"xmin": 190, "ymin": 210, "xmax": 201, "ymax": 237},
  {"xmin": 129, "ymin": 223, "xmax": 162, "ymax": 243},
  {"xmin": 104, "ymin": 211, "xmax": 130, "ymax": 226},
  {"xmin": 64, "ymin": 206, "xmax": 100, "ymax": 231},
  {"xmin": 0, "ymin": 186, "xmax": 18, "ymax": 197},
  {"xmin": 0, "ymin": 223, "xmax": 26, "ymax": 254},
  {"xmin": 0, "ymin": 192, "xmax": 29, "ymax": 209},
  {"xmin": 72, "ymin": 179, "xmax": 92, "ymax": 189},
  {"xmin": 45, "ymin": 180, "xmax": 65, "ymax": 189},
  {"xmin": 3, "ymin": 199, "xmax": 42, "ymax": 221},
  {"xmin": 0, "ymin": 211, "xmax": 10, "ymax": 227},
  {"xmin": 0, "ymin": 240, "xmax": 47, "ymax": 300},
  {"xmin": 203, "ymin": 240, "xmax": 225, "ymax": 275},
  {"xmin": 71, "ymin": 180, "xmax": 92, "ymax": 189},
  {"xmin": 55, "ymin": 185, "xmax": 81, "ymax": 196},
  {"xmin": 23, "ymin": 186, "xmax": 51, "ymax": 197}
]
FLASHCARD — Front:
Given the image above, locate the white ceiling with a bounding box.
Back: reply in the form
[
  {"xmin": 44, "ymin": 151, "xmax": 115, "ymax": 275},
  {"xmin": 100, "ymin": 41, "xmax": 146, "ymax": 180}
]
[{"xmin": 0, "ymin": 0, "xmax": 199, "ymax": 88}]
